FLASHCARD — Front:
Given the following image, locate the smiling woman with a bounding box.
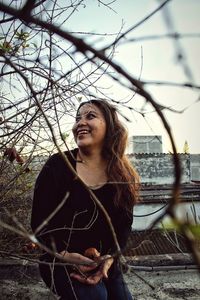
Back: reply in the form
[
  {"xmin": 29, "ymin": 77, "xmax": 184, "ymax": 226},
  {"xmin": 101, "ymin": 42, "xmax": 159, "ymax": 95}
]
[
  {"xmin": 31, "ymin": 99, "xmax": 140, "ymax": 300},
  {"xmin": 73, "ymin": 103, "xmax": 107, "ymax": 154}
]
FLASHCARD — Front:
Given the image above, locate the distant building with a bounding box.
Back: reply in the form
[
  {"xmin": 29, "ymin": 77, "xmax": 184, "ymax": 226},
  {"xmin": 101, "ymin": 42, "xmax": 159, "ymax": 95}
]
[
  {"xmin": 190, "ymin": 154, "xmax": 200, "ymax": 182},
  {"xmin": 130, "ymin": 135, "xmax": 163, "ymax": 154}
]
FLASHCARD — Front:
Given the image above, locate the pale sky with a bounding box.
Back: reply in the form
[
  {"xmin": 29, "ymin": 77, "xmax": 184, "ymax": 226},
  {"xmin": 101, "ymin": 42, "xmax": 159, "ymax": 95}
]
[
  {"xmin": 1, "ymin": 0, "xmax": 200, "ymax": 154},
  {"xmin": 62, "ymin": 0, "xmax": 200, "ymax": 154}
]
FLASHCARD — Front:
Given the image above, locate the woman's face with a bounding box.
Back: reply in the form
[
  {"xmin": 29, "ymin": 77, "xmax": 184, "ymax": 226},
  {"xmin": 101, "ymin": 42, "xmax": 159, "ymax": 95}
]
[{"xmin": 72, "ymin": 103, "xmax": 107, "ymax": 151}]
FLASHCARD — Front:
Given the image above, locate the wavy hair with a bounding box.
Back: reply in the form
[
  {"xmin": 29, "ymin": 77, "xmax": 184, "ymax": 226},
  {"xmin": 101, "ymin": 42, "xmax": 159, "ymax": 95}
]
[{"xmin": 77, "ymin": 99, "xmax": 140, "ymax": 211}]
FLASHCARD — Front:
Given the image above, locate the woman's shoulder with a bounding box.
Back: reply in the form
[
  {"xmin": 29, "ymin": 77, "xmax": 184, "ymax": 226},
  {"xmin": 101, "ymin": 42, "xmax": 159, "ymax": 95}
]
[
  {"xmin": 40, "ymin": 149, "xmax": 78, "ymax": 186},
  {"xmin": 41, "ymin": 149, "xmax": 78, "ymax": 181},
  {"xmin": 46, "ymin": 148, "xmax": 78, "ymax": 167}
]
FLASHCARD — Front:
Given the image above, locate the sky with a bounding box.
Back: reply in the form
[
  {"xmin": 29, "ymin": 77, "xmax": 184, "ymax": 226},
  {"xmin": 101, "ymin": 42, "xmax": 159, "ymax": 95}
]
[
  {"xmin": 1, "ymin": 0, "xmax": 200, "ymax": 154},
  {"xmin": 61, "ymin": 0, "xmax": 200, "ymax": 154}
]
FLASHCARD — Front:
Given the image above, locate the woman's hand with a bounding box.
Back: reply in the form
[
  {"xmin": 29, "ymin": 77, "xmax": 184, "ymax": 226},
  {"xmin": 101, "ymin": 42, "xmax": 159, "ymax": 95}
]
[
  {"xmin": 100, "ymin": 255, "xmax": 114, "ymax": 279},
  {"xmin": 59, "ymin": 250, "xmax": 96, "ymax": 267},
  {"xmin": 70, "ymin": 254, "xmax": 114, "ymax": 285}
]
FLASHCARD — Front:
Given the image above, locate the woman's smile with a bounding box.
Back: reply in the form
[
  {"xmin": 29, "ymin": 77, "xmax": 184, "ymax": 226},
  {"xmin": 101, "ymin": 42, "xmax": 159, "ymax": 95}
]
[{"xmin": 77, "ymin": 128, "xmax": 91, "ymax": 137}]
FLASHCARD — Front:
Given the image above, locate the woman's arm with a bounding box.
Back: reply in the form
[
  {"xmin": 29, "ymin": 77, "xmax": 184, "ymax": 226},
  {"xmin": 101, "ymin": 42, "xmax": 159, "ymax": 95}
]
[
  {"xmin": 31, "ymin": 155, "xmax": 59, "ymax": 234},
  {"xmin": 31, "ymin": 155, "xmax": 98, "ymax": 267},
  {"xmin": 114, "ymin": 209, "xmax": 133, "ymax": 251}
]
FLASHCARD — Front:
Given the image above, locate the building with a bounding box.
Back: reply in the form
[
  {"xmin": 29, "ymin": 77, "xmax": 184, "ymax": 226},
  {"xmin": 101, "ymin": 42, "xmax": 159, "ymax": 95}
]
[{"xmin": 130, "ymin": 135, "xmax": 163, "ymax": 154}]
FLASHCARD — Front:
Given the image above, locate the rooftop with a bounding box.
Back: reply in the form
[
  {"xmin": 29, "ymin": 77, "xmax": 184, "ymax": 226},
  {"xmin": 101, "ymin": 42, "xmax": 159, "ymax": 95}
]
[{"xmin": 125, "ymin": 230, "xmax": 190, "ymax": 257}]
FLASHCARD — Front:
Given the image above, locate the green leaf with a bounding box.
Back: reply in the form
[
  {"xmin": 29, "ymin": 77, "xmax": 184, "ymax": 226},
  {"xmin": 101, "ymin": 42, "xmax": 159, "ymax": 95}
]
[
  {"xmin": 187, "ymin": 224, "xmax": 200, "ymax": 238},
  {"xmin": 162, "ymin": 220, "xmax": 181, "ymax": 232},
  {"xmin": 61, "ymin": 132, "xmax": 69, "ymax": 140}
]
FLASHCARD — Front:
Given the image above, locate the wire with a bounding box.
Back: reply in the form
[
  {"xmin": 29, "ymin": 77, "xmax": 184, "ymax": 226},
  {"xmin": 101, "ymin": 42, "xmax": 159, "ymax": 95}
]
[{"xmin": 133, "ymin": 203, "xmax": 168, "ymax": 217}]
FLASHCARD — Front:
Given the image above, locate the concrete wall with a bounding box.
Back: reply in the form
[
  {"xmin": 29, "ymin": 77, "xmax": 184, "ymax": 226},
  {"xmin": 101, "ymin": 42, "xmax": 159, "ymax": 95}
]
[
  {"xmin": 129, "ymin": 153, "xmax": 199, "ymax": 185},
  {"xmin": 30, "ymin": 153, "xmax": 200, "ymax": 185},
  {"xmin": 2, "ymin": 152, "xmax": 199, "ymax": 186}
]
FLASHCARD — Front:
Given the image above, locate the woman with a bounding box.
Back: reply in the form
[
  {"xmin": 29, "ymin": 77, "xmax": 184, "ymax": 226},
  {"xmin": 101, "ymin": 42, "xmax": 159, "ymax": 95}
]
[{"xmin": 31, "ymin": 99, "xmax": 140, "ymax": 300}]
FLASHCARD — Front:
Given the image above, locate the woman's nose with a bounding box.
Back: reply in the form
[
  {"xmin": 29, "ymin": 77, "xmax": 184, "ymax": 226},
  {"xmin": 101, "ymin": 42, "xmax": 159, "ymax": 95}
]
[{"xmin": 77, "ymin": 117, "xmax": 87, "ymax": 126}]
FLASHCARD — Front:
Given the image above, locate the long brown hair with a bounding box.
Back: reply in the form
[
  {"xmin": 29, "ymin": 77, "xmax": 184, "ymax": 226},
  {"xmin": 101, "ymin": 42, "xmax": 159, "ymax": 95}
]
[{"xmin": 77, "ymin": 99, "xmax": 140, "ymax": 211}]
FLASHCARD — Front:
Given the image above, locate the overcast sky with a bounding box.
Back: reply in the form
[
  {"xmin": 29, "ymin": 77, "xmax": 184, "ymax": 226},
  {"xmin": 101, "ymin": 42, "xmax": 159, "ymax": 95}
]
[
  {"xmin": 63, "ymin": 0, "xmax": 200, "ymax": 154},
  {"xmin": 1, "ymin": 0, "xmax": 199, "ymax": 154}
]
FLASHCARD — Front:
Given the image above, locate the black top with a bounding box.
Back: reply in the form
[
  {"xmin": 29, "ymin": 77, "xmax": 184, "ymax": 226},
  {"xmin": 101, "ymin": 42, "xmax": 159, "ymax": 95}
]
[{"xmin": 31, "ymin": 149, "xmax": 133, "ymax": 261}]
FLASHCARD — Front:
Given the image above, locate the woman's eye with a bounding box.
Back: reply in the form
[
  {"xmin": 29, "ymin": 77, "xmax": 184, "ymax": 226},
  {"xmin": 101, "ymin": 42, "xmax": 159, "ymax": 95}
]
[
  {"xmin": 75, "ymin": 116, "xmax": 81, "ymax": 122},
  {"xmin": 87, "ymin": 113, "xmax": 96, "ymax": 119}
]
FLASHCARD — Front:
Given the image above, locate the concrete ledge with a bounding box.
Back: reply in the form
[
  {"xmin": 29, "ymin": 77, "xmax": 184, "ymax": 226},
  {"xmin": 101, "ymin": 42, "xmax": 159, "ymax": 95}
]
[{"xmin": 127, "ymin": 253, "xmax": 195, "ymax": 267}]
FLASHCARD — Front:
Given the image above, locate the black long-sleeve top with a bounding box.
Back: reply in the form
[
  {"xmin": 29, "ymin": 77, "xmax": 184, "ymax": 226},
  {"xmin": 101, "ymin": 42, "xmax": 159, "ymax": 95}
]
[{"xmin": 31, "ymin": 149, "xmax": 133, "ymax": 260}]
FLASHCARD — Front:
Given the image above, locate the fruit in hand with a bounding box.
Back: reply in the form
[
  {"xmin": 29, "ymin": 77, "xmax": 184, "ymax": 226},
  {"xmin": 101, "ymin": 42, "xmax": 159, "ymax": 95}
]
[{"xmin": 84, "ymin": 247, "xmax": 100, "ymax": 260}]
